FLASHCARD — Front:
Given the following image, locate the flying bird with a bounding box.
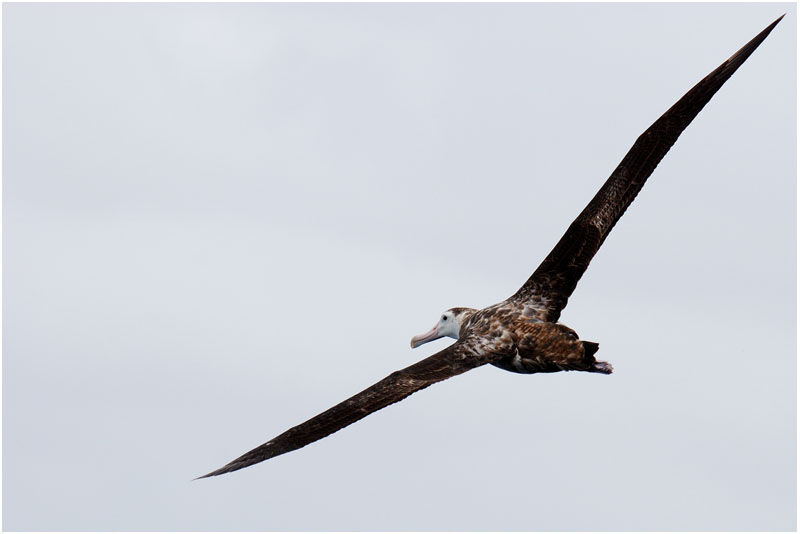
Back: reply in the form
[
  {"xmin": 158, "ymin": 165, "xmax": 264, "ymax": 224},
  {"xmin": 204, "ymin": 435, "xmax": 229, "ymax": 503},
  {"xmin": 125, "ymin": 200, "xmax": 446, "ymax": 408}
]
[{"xmin": 198, "ymin": 16, "xmax": 783, "ymax": 478}]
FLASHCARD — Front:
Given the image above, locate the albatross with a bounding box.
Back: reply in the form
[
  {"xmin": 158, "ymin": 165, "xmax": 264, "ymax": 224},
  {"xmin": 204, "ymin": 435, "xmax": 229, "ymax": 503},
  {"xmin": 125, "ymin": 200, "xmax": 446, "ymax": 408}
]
[{"xmin": 198, "ymin": 16, "xmax": 783, "ymax": 478}]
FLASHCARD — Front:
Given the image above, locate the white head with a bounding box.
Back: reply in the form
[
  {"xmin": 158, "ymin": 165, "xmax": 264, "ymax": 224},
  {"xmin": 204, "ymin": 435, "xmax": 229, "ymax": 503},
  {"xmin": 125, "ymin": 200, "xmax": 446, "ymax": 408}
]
[{"xmin": 410, "ymin": 307, "xmax": 476, "ymax": 348}]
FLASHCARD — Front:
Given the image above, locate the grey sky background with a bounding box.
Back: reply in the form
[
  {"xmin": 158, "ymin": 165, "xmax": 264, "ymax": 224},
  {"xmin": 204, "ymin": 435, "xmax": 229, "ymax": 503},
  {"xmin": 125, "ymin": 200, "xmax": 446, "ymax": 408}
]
[{"xmin": 3, "ymin": 2, "xmax": 796, "ymax": 531}]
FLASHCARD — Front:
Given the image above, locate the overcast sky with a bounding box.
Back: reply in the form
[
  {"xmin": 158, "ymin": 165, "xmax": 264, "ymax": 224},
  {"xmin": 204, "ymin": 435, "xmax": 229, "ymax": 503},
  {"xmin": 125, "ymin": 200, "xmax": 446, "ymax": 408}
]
[{"xmin": 3, "ymin": 2, "xmax": 796, "ymax": 531}]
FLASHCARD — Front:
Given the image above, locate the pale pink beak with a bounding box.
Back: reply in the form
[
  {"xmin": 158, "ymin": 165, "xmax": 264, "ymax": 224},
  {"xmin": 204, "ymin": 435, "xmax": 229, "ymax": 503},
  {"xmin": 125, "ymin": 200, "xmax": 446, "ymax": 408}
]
[{"xmin": 410, "ymin": 324, "xmax": 442, "ymax": 348}]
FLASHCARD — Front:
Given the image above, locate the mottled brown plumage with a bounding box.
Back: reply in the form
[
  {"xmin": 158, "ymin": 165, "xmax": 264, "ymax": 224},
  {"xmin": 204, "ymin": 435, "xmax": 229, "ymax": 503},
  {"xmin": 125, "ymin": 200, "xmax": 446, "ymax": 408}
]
[{"xmin": 198, "ymin": 16, "xmax": 782, "ymax": 479}]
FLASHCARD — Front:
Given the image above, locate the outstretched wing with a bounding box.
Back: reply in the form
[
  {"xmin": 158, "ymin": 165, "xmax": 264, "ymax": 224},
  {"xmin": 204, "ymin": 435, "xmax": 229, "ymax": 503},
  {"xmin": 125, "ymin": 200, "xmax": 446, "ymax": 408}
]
[
  {"xmin": 511, "ymin": 16, "xmax": 783, "ymax": 322},
  {"xmin": 197, "ymin": 342, "xmax": 486, "ymax": 478}
]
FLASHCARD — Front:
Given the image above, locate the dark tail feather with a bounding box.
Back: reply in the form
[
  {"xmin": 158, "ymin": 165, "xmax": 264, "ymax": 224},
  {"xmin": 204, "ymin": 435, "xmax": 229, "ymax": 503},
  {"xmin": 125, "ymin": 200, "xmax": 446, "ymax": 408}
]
[
  {"xmin": 582, "ymin": 342, "xmax": 612, "ymax": 374},
  {"xmin": 582, "ymin": 341, "xmax": 599, "ymax": 359}
]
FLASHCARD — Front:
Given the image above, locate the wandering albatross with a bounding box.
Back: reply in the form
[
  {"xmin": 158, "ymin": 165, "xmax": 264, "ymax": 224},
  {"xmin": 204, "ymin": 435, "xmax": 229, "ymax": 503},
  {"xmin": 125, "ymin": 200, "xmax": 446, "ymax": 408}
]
[{"xmin": 198, "ymin": 16, "xmax": 783, "ymax": 479}]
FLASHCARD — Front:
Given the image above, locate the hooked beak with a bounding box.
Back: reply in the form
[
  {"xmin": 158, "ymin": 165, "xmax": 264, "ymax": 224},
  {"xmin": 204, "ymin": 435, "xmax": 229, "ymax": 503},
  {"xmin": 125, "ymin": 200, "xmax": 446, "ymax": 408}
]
[{"xmin": 410, "ymin": 324, "xmax": 442, "ymax": 348}]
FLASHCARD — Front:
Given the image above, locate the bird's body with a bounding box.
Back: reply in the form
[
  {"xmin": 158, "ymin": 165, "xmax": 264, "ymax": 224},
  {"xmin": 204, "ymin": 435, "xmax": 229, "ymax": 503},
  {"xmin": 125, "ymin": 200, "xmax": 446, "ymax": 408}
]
[
  {"xmin": 445, "ymin": 304, "xmax": 607, "ymax": 375},
  {"xmin": 198, "ymin": 15, "xmax": 783, "ymax": 479}
]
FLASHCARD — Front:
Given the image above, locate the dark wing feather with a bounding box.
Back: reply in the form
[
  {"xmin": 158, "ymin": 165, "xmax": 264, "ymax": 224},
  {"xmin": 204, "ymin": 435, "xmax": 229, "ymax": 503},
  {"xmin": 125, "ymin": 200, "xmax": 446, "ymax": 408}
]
[
  {"xmin": 511, "ymin": 16, "xmax": 783, "ymax": 322},
  {"xmin": 197, "ymin": 342, "xmax": 485, "ymax": 478}
]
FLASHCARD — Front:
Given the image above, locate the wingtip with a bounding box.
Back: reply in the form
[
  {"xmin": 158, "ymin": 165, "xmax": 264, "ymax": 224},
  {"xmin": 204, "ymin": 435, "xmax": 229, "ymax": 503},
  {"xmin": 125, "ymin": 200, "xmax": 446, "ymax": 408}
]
[
  {"xmin": 720, "ymin": 13, "xmax": 785, "ymax": 70},
  {"xmin": 194, "ymin": 466, "xmax": 228, "ymax": 480},
  {"xmin": 195, "ymin": 457, "xmax": 253, "ymax": 479},
  {"xmin": 753, "ymin": 14, "xmax": 785, "ymax": 39},
  {"xmin": 765, "ymin": 13, "xmax": 786, "ymax": 32}
]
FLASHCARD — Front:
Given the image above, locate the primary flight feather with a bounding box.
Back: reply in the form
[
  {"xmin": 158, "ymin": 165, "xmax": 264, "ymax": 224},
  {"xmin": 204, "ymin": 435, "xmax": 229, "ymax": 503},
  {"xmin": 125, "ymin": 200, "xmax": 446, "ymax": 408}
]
[{"xmin": 198, "ymin": 15, "xmax": 783, "ymax": 479}]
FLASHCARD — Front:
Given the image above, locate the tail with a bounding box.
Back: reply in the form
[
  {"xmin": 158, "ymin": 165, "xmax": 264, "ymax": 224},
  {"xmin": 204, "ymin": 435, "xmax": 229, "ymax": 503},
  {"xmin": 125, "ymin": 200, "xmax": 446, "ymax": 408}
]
[
  {"xmin": 582, "ymin": 341, "xmax": 613, "ymax": 374},
  {"xmin": 581, "ymin": 341, "xmax": 599, "ymax": 359}
]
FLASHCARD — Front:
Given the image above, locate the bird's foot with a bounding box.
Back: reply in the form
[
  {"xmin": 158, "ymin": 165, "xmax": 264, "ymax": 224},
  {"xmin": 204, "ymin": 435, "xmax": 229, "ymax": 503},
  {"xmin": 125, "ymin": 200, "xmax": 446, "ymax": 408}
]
[{"xmin": 591, "ymin": 361, "xmax": 613, "ymax": 374}]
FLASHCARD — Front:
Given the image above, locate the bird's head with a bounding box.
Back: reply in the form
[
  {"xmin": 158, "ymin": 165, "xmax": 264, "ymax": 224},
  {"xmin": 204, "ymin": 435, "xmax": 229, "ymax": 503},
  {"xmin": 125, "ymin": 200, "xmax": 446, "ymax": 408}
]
[{"xmin": 410, "ymin": 307, "xmax": 477, "ymax": 348}]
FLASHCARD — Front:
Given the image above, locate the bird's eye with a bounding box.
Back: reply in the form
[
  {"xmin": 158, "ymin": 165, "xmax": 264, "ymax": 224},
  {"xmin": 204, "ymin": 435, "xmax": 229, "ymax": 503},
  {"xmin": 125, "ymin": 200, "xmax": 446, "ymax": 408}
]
[{"xmin": 442, "ymin": 316, "xmax": 447, "ymax": 321}]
